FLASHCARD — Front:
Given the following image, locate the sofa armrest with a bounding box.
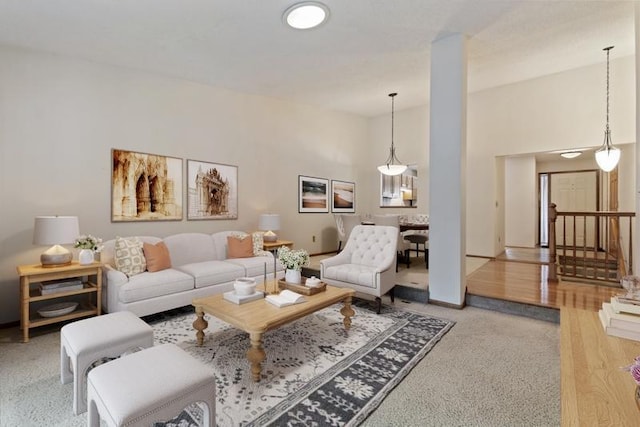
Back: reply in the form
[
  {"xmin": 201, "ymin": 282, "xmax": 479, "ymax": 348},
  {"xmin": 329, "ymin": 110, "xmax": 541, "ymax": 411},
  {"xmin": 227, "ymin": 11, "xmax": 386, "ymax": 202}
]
[
  {"xmin": 102, "ymin": 264, "xmax": 129, "ymax": 313},
  {"xmin": 319, "ymin": 251, "xmax": 351, "ymax": 271}
]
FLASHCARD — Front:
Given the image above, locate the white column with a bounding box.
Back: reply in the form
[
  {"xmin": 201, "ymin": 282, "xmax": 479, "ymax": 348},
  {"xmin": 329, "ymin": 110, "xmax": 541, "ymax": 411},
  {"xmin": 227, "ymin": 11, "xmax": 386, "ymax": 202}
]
[{"xmin": 428, "ymin": 33, "xmax": 467, "ymax": 306}]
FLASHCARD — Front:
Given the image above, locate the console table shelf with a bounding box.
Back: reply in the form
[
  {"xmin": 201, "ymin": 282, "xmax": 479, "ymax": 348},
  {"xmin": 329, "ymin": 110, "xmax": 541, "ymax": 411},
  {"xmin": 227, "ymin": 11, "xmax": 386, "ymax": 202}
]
[{"xmin": 17, "ymin": 262, "xmax": 102, "ymax": 342}]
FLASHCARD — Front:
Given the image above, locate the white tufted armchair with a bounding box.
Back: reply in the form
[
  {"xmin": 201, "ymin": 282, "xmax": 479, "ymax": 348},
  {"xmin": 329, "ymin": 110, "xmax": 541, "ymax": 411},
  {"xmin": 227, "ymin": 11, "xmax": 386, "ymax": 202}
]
[{"xmin": 320, "ymin": 225, "xmax": 398, "ymax": 313}]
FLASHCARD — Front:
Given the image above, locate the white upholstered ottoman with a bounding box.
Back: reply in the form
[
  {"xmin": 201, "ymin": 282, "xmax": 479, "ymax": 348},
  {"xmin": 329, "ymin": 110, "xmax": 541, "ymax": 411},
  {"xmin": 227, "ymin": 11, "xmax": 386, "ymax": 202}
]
[
  {"xmin": 60, "ymin": 311, "xmax": 154, "ymax": 414},
  {"xmin": 87, "ymin": 343, "xmax": 216, "ymax": 427}
]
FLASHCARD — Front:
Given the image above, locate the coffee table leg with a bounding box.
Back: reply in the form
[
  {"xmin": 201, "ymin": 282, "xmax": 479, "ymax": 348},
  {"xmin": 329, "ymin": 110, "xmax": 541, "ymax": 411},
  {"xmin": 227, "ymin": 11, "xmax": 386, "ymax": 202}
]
[
  {"xmin": 193, "ymin": 306, "xmax": 208, "ymax": 346},
  {"xmin": 341, "ymin": 296, "xmax": 355, "ymax": 330},
  {"xmin": 247, "ymin": 332, "xmax": 266, "ymax": 382}
]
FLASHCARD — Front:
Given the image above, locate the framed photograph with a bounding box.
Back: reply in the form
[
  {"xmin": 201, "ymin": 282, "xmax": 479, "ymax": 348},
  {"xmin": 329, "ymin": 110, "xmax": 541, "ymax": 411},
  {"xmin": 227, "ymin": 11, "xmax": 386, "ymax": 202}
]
[
  {"xmin": 331, "ymin": 180, "xmax": 355, "ymax": 213},
  {"xmin": 111, "ymin": 149, "xmax": 183, "ymax": 222},
  {"xmin": 298, "ymin": 175, "xmax": 329, "ymax": 213},
  {"xmin": 187, "ymin": 159, "xmax": 238, "ymax": 220}
]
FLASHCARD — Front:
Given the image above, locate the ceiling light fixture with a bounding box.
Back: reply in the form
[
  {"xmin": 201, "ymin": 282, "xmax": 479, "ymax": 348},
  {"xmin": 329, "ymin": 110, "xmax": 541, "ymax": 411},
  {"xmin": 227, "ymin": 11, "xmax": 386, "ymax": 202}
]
[
  {"xmin": 595, "ymin": 46, "xmax": 621, "ymax": 172},
  {"xmin": 378, "ymin": 93, "xmax": 407, "ymax": 176},
  {"xmin": 283, "ymin": 2, "xmax": 329, "ymax": 30},
  {"xmin": 560, "ymin": 151, "xmax": 582, "ymax": 159}
]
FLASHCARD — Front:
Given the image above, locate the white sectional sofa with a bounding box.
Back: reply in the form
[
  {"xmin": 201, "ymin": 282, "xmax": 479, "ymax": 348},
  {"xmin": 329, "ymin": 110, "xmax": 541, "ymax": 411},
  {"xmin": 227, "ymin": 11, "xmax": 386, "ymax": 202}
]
[{"xmin": 100, "ymin": 231, "xmax": 284, "ymax": 316}]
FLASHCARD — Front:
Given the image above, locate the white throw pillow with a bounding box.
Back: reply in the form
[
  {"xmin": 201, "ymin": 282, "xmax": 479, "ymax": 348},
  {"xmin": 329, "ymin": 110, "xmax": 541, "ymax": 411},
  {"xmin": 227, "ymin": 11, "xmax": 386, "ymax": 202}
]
[
  {"xmin": 251, "ymin": 232, "xmax": 270, "ymax": 257},
  {"xmin": 114, "ymin": 237, "xmax": 146, "ymax": 276}
]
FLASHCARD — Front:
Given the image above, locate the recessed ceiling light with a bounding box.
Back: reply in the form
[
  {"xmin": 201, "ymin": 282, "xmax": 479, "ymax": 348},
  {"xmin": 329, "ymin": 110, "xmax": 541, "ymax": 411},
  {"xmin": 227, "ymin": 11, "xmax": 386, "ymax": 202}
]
[
  {"xmin": 560, "ymin": 151, "xmax": 582, "ymax": 159},
  {"xmin": 283, "ymin": 2, "xmax": 330, "ymax": 30}
]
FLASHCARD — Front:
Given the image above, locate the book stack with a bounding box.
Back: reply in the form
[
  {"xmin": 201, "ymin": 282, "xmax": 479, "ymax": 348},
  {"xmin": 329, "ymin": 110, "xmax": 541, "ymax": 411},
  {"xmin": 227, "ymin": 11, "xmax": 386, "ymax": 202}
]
[
  {"xmin": 39, "ymin": 279, "xmax": 84, "ymax": 295},
  {"xmin": 598, "ymin": 296, "xmax": 640, "ymax": 341}
]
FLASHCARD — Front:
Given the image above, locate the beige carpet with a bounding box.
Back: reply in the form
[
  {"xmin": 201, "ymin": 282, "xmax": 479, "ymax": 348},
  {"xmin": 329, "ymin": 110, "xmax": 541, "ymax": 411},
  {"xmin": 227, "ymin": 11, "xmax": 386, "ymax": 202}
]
[{"xmin": 310, "ymin": 254, "xmax": 489, "ymax": 290}]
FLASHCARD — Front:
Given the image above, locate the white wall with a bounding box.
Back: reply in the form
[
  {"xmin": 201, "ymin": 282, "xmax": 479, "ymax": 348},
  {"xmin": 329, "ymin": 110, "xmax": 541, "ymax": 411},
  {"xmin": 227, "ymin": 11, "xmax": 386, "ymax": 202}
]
[
  {"xmin": 365, "ymin": 106, "xmax": 430, "ymax": 215},
  {"xmin": 467, "ymin": 55, "xmax": 635, "ymax": 257},
  {"xmin": 504, "ymin": 156, "xmax": 536, "ymax": 247},
  {"xmin": 0, "ymin": 46, "xmax": 368, "ymax": 324}
]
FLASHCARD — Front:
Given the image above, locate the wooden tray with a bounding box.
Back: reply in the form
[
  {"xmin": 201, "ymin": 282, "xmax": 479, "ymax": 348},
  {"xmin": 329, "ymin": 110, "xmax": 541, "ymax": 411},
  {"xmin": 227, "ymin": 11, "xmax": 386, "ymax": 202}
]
[{"xmin": 278, "ymin": 279, "xmax": 326, "ymax": 295}]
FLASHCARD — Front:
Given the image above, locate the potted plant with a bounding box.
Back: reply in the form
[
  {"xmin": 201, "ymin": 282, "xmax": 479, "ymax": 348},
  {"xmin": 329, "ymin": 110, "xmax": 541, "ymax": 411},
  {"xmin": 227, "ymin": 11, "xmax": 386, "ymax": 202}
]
[
  {"xmin": 74, "ymin": 234, "xmax": 103, "ymax": 265},
  {"xmin": 277, "ymin": 246, "xmax": 310, "ymax": 284}
]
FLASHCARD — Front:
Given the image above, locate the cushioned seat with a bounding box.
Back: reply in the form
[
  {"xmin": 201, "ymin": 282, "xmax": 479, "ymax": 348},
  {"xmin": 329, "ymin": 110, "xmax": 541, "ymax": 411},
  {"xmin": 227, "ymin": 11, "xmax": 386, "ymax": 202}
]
[
  {"xmin": 320, "ymin": 225, "xmax": 398, "ymax": 313},
  {"xmin": 118, "ymin": 269, "xmax": 194, "ymax": 303},
  {"xmin": 87, "ymin": 343, "xmax": 216, "ymax": 427},
  {"xmin": 177, "ymin": 260, "xmax": 245, "ymax": 289},
  {"xmin": 60, "ymin": 311, "xmax": 154, "ymax": 415}
]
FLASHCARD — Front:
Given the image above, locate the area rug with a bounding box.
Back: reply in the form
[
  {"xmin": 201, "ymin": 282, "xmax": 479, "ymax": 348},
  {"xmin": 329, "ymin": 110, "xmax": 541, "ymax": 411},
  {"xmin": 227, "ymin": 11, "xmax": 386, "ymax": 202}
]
[{"xmin": 149, "ymin": 301, "xmax": 454, "ymax": 426}]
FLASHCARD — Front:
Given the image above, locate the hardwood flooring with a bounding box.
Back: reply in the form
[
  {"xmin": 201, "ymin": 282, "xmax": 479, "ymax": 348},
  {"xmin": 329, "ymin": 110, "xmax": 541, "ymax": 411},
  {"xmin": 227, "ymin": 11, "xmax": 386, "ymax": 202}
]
[{"xmin": 468, "ymin": 248, "xmax": 621, "ymax": 312}]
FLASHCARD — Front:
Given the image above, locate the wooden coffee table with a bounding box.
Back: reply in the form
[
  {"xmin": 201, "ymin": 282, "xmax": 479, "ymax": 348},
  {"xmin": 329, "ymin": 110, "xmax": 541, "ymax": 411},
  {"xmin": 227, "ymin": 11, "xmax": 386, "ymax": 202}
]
[{"xmin": 192, "ymin": 284, "xmax": 355, "ymax": 382}]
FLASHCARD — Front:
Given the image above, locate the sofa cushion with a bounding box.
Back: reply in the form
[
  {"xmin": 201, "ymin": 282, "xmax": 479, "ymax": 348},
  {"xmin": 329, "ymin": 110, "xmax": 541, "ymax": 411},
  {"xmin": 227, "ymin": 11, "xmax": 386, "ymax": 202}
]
[
  {"xmin": 227, "ymin": 235, "xmax": 254, "ymax": 258},
  {"xmin": 163, "ymin": 233, "xmax": 218, "ymax": 266},
  {"xmin": 176, "ymin": 261, "xmax": 245, "ymax": 289},
  {"xmin": 225, "ymin": 254, "xmax": 278, "ymax": 278},
  {"xmin": 143, "ymin": 242, "xmax": 172, "ymax": 272},
  {"xmin": 114, "ymin": 237, "xmax": 146, "ymax": 276},
  {"xmin": 118, "ymin": 269, "xmax": 194, "ymax": 304}
]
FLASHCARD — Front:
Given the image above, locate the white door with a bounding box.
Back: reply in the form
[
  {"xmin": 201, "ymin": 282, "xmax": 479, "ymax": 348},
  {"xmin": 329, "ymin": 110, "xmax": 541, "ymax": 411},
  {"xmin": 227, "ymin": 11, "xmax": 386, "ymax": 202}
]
[{"xmin": 551, "ymin": 171, "xmax": 597, "ymax": 247}]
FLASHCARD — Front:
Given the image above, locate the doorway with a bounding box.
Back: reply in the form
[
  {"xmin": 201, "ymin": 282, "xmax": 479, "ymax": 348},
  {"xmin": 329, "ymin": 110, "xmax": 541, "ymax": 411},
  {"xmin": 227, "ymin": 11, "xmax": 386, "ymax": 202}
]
[{"xmin": 539, "ymin": 170, "xmax": 599, "ymax": 248}]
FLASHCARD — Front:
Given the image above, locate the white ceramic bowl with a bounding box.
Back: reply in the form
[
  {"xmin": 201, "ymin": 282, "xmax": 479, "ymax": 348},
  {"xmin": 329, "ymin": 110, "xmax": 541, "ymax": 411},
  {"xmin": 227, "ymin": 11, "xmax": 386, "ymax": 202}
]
[
  {"xmin": 306, "ymin": 276, "xmax": 321, "ymax": 287},
  {"xmin": 234, "ymin": 277, "xmax": 256, "ymax": 296}
]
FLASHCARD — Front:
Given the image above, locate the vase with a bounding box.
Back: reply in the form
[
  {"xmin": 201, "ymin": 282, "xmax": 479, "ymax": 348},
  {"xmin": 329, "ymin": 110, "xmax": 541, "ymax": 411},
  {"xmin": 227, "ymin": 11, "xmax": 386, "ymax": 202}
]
[
  {"xmin": 285, "ymin": 269, "xmax": 302, "ymax": 284},
  {"xmin": 78, "ymin": 249, "xmax": 94, "ymax": 265}
]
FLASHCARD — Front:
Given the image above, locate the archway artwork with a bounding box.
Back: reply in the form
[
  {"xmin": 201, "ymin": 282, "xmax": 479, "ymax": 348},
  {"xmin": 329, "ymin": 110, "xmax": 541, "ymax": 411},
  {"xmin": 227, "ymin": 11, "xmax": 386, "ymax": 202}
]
[{"xmin": 112, "ymin": 149, "xmax": 183, "ymax": 222}]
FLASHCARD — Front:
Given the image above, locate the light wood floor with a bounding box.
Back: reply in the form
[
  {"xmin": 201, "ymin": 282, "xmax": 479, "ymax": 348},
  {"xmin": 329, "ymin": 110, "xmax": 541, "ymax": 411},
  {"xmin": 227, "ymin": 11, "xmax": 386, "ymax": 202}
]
[{"xmin": 468, "ymin": 248, "xmax": 622, "ymax": 312}]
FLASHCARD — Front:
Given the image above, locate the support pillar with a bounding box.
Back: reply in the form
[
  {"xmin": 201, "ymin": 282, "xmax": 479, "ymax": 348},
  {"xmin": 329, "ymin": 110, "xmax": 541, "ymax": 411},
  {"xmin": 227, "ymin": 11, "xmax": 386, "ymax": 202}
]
[{"xmin": 428, "ymin": 33, "xmax": 468, "ymax": 307}]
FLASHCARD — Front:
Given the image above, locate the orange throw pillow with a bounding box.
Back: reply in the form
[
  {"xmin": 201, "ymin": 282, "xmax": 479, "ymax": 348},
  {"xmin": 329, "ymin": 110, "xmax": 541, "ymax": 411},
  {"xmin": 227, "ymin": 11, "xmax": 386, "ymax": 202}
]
[
  {"xmin": 227, "ymin": 235, "xmax": 254, "ymax": 258},
  {"xmin": 143, "ymin": 241, "xmax": 172, "ymax": 272}
]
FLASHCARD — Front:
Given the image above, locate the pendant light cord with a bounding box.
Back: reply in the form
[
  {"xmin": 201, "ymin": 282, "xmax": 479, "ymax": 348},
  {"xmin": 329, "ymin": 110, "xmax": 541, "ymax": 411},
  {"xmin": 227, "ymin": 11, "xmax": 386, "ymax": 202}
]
[{"xmin": 605, "ymin": 46, "xmax": 611, "ymax": 132}]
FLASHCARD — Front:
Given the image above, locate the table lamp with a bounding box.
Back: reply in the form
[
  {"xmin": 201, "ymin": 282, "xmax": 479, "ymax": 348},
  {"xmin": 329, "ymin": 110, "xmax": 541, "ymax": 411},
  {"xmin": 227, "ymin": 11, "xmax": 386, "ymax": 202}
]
[
  {"xmin": 259, "ymin": 214, "xmax": 280, "ymax": 242},
  {"xmin": 33, "ymin": 216, "xmax": 80, "ymax": 267}
]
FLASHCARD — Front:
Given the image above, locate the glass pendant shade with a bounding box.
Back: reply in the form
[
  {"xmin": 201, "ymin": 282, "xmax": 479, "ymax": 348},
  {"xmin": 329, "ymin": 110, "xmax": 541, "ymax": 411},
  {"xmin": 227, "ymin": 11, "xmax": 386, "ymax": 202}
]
[
  {"xmin": 595, "ymin": 129, "xmax": 620, "ymax": 172},
  {"xmin": 378, "ymin": 92, "xmax": 407, "ymax": 176}
]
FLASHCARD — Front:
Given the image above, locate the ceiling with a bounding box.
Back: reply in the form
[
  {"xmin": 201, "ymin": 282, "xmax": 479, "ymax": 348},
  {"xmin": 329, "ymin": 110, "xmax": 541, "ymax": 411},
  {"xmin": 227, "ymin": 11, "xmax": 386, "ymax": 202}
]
[{"xmin": 0, "ymin": 0, "xmax": 635, "ymax": 117}]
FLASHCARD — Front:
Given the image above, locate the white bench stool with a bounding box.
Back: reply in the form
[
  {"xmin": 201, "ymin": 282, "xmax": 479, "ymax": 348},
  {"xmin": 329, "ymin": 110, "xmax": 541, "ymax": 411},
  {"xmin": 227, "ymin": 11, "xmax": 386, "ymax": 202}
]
[
  {"xmin": 87, "ymin": 343, "xmax": 216, "ymax": 427},
  {"xmin": 60, "ymin": 311, "xmax": 154, "ymax": 414}
]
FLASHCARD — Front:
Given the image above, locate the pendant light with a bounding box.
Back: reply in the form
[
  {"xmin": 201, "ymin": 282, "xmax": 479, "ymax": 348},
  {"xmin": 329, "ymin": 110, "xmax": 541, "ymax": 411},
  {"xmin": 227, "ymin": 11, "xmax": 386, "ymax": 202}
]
[
  {"xmin": 378, "ymin": 93, "xmax": 407, "ymax": 176},
  {"xmin": 595, "ymin": 46, "xmax": 621, "ymax": 172}
]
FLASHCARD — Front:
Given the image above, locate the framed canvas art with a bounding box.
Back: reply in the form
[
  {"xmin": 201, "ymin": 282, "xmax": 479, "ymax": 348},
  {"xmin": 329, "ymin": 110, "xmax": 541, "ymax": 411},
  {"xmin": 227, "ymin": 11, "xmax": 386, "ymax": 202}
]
[
  {"xmin": 111, "ymin": 149, "xmax": 183, "ymax": 222},
  {"xmin": 298, "ymin": 175, "xmax": 329, "ymax": 213},
  {"xmin": 331, "ymin": 180, "xmax": 355, "ymax": 213},
  {"xmin": 187, "ymin": 159, "xmax": 238, "ymax": 220}
]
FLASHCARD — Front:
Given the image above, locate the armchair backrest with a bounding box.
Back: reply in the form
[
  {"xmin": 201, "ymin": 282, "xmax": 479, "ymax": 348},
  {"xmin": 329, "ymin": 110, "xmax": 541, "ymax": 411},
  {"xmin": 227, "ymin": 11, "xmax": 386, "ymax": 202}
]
[{"xmin": 343, "ymin": 225, "xmax": 398, "ymax": 268}]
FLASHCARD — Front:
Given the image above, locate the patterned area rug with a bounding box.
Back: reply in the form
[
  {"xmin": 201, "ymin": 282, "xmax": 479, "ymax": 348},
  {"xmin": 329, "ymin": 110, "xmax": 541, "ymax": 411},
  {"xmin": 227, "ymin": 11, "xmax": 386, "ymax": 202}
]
[{"xmin": 150, "ymin": 301, "xmax": 454, "ymax": 426}]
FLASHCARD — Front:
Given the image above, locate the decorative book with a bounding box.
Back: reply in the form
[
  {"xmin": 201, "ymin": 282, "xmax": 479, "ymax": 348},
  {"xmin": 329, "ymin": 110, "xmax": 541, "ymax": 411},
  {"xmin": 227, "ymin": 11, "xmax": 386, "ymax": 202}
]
[
  {"xmin": 611, "ymin": 296, "xmax": 640, "ymax": 316},
  {"xmin": 265, "ymin": 290, "xmax": 306, "ymax": 307},
  {"xmin": 223, "ymin": 291, "xmax": 264, "ymax": 305}
]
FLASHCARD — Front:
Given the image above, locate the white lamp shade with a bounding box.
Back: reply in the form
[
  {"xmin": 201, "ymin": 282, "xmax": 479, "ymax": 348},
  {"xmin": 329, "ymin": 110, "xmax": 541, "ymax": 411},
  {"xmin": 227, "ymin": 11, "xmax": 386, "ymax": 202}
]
[
  {"xmin": 259, "ymin": 214, "xmax": 281, "ymax": 232},
  {"xmin": 595, "ymin": 146, "xmax": 621, "ymax": 172},
  {"xmin": 33, "ymin": 216, "xmax": 79, "ymax": 245},
  {"xmin": 378, "ymin": 164, "xmax": 407, "ymax": 176}
]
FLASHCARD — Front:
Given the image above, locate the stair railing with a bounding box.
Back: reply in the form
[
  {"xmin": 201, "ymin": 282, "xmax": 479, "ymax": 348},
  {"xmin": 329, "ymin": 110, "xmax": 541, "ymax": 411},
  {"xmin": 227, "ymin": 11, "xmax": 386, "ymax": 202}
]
[{"xmin": 549, "ymin": 204, "xmax": 634, "ymax": 284}]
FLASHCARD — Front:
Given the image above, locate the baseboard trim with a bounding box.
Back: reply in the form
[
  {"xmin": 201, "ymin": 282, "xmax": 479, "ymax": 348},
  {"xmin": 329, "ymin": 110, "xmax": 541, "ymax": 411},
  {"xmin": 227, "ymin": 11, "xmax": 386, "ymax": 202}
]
[{"xmin": 428, "ymin": 298, "xmax": 465, "ymax": 309}]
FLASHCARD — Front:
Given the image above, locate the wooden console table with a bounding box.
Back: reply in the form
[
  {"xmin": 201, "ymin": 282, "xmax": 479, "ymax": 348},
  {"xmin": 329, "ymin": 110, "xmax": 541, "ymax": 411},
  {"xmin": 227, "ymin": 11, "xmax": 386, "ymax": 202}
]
[
  {"xmin": 17, "ymin": 262, "xmax": 102, "ymax": 342},
  {"xmin": 262, "ymin": 240, "xmax": 293, "ymax": 252},
  {"xmin": 561, "ymin": 307, "xmax": 640, "ymax": 425}
]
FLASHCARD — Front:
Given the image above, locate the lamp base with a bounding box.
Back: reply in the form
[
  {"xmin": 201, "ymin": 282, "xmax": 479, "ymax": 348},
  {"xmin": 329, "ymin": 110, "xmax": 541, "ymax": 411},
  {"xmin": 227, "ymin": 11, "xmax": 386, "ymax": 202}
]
[
  {"xmin": 263, "ymin": 231, "xmax": 277, "ymax": 242},
  {"xmin": 40, "ymin": 245, "xmax": 73, "ymax": 268},
  {"xmin": 40, "ymin": 253, "xmax": 73, "ymax": 268}
]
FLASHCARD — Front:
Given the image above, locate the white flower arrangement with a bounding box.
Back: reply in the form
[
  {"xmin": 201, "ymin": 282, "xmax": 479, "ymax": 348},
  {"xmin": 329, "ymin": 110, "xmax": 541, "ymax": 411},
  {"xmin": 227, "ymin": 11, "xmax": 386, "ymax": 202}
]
[
  {"xmin": 277, "ymin": 246, "xmax": 310, "ymax": 271},
  {"xmin": 74, "ymin": 234, "xmax": 104, "ymax": 252}
]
